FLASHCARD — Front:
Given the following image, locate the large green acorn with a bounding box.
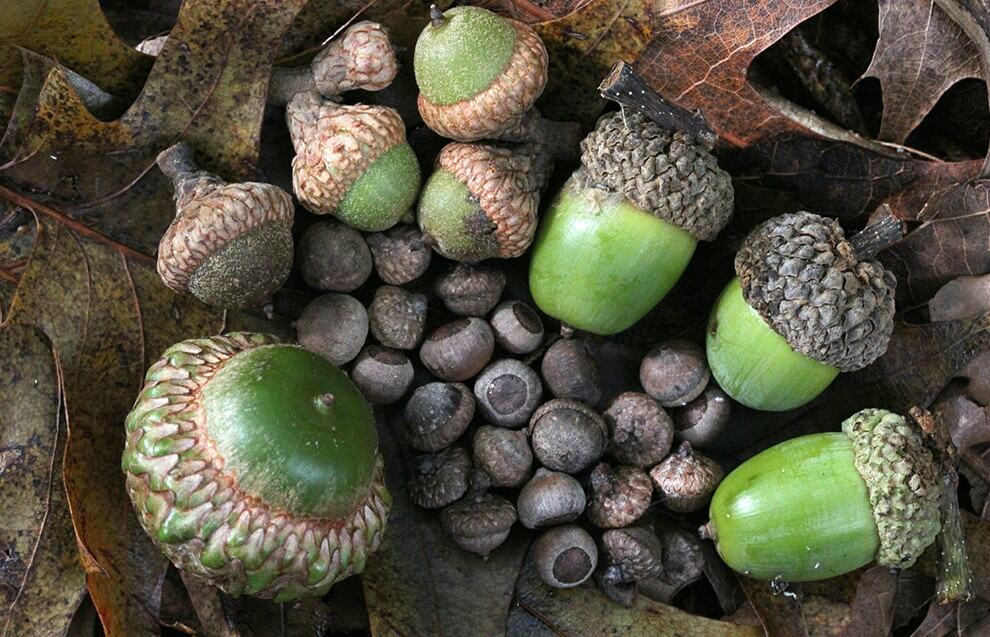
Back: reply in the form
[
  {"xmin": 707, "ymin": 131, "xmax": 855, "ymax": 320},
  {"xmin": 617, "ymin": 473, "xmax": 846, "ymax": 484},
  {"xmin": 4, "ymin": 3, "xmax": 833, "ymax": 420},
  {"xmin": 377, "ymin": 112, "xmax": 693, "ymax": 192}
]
[
  {"xmin": 702, "ymin": 409, "xmax": 941, "ymax": 582},
  {"xmin": 414, "ymin": 5, "xmax": 547, "ymax": 141},
  {"xmin": 706, "ymin": 211, "xmax": 896, "ymax": 411},
  {"xmin": 529, "ymin": 111, "xmax": 733, "ymax": 335},
  {"xmin": 122, "ymin": 333, "xmax": 391, "ymax": 601}
]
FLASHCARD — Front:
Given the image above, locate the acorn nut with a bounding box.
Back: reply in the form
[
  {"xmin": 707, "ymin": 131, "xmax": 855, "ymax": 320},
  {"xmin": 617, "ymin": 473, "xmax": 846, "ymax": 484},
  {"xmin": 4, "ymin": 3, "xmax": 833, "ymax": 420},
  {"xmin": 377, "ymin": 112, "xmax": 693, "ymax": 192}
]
[
  {"xmin": 297, "ymin": 220, "xmax": 372, "ymax": 292},
  {"xmin": 433, "ymin": 263, "xmax": 506, "ymax": 317},
  {"xmin": 441, "ymin": 474, "xmax": 517, "ymax": 557},
  {"xmin": 473, "ymin": 359, "xmax": 543, "ymax": 427},
  {"xmin": 540, "ymin": 338, "xmax": 601, "ymax": 406},
  {"xmin": 296, "ymin": 294, "xmax": 368, "ymax": 366},
  {"xmin": 419, "ymin": 317, "xmax": 495, "ymax": 381},
  {"xmin": 673, "ymin": 385, "xmax": 730, "ymax": 448},
  {"xmin": 155, "ymin": 143, "xmax": 293, "ymax": 309},
  {"xmin": 533, "ymin": 524, "xmax": 598, "ymax": 589},
  {"xmin": 516, "ymin": 469, "xmax": 586, "ymax": 529},
  {"xmin": 366, "ymin": 224, "xmax": 432, "ymax": 285},
  {"xmin": 350, "ymin": 345, "xmax": 414, "ymax": 404},
  {"xmin": 490, "ymin": 300, "xmax": 544, "ymax": 355},
  {"xmin": 408, "ymin": 446, "xmax": 472, "ymax": 510},
  {"xmin": 707, "ymin": 211, "xmax": 897, "ymax": 411},
  {"xmin": 604, "ymin": 392, "xmax": 674, "ymax": 468},
  {"xmin": 402, "ymin": 382, "xmax": 475, "ymax": 452},
  {"xmin": 586, "ymin": 463, "xmax": 653, "ymax": 529},
  {"xmin": 650, "ymin": 442, "xmax": 722, "ymax": 513},
  {"xmin": 639, "ymin": 339, "xmax": 710, "ymax": 408},
  {"xmin": 122, "ymin": 333, "xmax": 390, "ymax": 600},
  {"xmin": 702, "ymin": 409, "xmax": 942, "ymax": 582},
  {"xmin": 529, "ymin": 399, "xmax": 607, "ymax": 474},
  {"xmin": 368, "ymin": 286, "xmax": 428, "ymax": 350},
  {"xmin": 472, "ymin": 425, "xmax": 533, "ymax": 488}
]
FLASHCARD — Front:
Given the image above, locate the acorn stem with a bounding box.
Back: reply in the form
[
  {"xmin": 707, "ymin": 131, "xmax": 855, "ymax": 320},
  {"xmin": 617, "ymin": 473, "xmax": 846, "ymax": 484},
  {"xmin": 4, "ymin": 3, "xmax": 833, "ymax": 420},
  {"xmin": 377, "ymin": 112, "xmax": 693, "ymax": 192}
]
[
  {"xmin": 848, "ymin": 205, "xmax": 905, "ymax": 260},
  {"xmin": 269, "ymin": 65, "xmax": 317, "ymax": 106},
  {"xmin": 597, "ymin": 60, "xmax": 716, "ymax": 148},
  {"xmin": 430, "ymin": 4, "xmax": 445, "ymax": 26},
  {"xmin": 156, "ymin": 142, "xmax": 200, "ymax": 188}
]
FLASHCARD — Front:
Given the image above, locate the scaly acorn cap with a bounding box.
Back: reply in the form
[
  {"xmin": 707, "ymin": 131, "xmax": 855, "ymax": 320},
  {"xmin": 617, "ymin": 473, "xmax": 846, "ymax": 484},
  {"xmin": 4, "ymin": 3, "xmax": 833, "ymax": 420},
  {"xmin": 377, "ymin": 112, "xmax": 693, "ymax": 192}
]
[
  {"xmin": 312, "ymin": 21, "xmax": 398, "ymax": 96},
  {"xmin": 156, "ymin": 143, "xmax": 294, "ymax": 309},
  {"xmin": 121, "ymin": 333, "xmax": 391, "ymax": 601},
  {"xmin": 417, "ymin": 9, "xmax": 548, "ymax": 142},
  {"xmin": 841, "ymin": 408, "xmax": 941, "ymax": 569},
  {"xmin": 287, "ymin": 93, "xmax": 420, "ymax": 231},
  {"xmin": 580, "ymin": 111, "xmax": 733, "ymax": 241},
  {"xmin": 418, "ymin": 142, "xmax": 546, "ymax": 261},
  {"xmin": 602, "ymin": 526, "xmax": 665, "ymax": 582},
  {"xmin": 735, "ymin": 211, "xmax": 897, "ymax": 371}
]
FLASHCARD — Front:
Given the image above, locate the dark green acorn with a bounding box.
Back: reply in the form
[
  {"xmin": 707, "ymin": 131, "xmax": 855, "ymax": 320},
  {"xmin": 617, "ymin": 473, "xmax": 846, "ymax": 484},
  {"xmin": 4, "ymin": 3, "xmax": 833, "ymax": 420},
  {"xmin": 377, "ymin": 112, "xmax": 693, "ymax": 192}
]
[
  {"xmin": 122, "ymin": 333, "xmax": 390, "ymax": 601},
  {"xmin": 702, "ymin": 409, "xmax": 940, "ymax": 582}
]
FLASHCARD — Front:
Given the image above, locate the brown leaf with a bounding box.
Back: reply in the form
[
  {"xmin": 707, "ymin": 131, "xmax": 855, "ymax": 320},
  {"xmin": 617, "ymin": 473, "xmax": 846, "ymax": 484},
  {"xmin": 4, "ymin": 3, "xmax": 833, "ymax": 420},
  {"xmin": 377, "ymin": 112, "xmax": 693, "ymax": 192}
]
[
  {"xmin": 0, "ymin": 324, "xmax": 86, "ymax": 636},
  {"xmin": 509, "ymin": 553, "xmax": 762, "ymax": 637},
  {"xmin": 862, "ymin": 0, "xmax": 981, "ymax": 144},
  {"xmin": 929, "ymin": 275, "xmax": 990, "ymax": 322},
  {"xmin": 840, "ymin": 565, "xmax": 897, "ymax": 637},
  {"xmin": 362, "ymin": 408, "xmax": 529, "ymax": 637},
  {"xmin": 737, "ymin": 576, "xmax": 808, "ymax": 637}
]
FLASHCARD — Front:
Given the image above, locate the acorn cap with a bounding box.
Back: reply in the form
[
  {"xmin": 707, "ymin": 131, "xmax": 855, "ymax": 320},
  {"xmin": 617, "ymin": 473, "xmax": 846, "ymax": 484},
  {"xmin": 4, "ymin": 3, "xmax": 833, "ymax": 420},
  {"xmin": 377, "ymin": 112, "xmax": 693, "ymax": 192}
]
[
  {"xmin": 441, "ymin": 490, "xmax": 517, "ymax": 557},
  {"xmin": 417, "ymin": 16, "xmax": 547, "ymax": 141},
  {"xmin": 156, "ymin": 145, "xmax": 293, "ymax": 309},
  {"xmin": 122, "ymin": 333, "xmax": 390, "ymax": 601},
  {"xmin": 602, "ymin": 526, "xmax": 665, "ymax": 582},
  {"xmin": 287, "ymin": 94, "xmax": 418, "ymax": 230},
  {"xmin": 841, "ymin": 408, "xmax": 941, "ymax": 569},
  {"xmin": 408, "ymin": 446, "xmax": 472, "ymax": 510},
  {"xmin": 649, "ymin": 441, "xmax": 723, "ymax": 513},
  {"xmin": 586, "ymin": 463, "xmax": 653, "ymax": 529},
  {"xmin": 580, "ymin": 111, "xmax": 733, "ymax": 242},
  {"xmin": 735, "ymin": 211, "xmax": 897, "ymax": 371},
  {"xmin": 312, "ymin": 21, "xmax": 398, "ymax": 96}
]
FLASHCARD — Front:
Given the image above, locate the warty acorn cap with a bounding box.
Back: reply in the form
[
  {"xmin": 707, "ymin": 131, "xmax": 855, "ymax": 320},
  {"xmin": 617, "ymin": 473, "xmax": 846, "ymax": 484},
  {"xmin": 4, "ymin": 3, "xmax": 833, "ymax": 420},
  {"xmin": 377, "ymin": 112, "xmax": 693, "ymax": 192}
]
[{"xmin": 735, "ymin": 211, "xmax": 897, "ymax": 371}]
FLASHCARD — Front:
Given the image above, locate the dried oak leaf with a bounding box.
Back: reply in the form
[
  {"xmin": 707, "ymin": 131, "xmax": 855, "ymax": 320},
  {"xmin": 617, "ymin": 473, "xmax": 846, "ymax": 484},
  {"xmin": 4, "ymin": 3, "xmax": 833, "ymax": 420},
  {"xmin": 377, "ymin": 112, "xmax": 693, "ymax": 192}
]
[{"xmin": 736, "ymin": 576, "xmax": 809, "ymax": 637}]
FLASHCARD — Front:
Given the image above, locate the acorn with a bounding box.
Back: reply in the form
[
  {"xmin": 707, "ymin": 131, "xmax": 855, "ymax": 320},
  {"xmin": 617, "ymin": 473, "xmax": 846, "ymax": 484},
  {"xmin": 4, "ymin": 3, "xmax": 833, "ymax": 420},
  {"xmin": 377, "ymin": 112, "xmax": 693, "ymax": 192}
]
[
  {"xmin": 414, "ymin": 5, "xmax": 547, "ymax": 142},
  {"xmin": 155, "ymin": 143, "xmax": 293, "ymax": 309},
  {"xmin": 533, "ymin": 525, "xmax": 598, "ymax": 589},
  {"xmin": 419, "ymin": 317, "xmax": 495, "ymax": 381},
  {"xmin": 586, "ymin": 463, "xmax": 653, "ymax": 529},
  {"xmin": 350, "ymin": 345, "xmax": 414, "ymax": 404},
  {"xmin": 297, "ymin": 220, "xmax": 372, "ymax": 293},
  {"xmin": 601, "ymin": 526, "xmax": 664, "ymax": 583},
  {"xmin": 417, "ymin": 142, "xmax": 550, "ymax": 261},
  {"xmin": 639, "ymin": 340, "xmax": 709, "ymax": 408},
  {"xmin": 673, "ymin": 384, "xmax": 730, "ymax": 448},
  {"xmin": 649, "ymin": 441, "xmax": 722, "ymax": 513},
  {"xmin": 528, "ymin": 399, "xmax": 607, "ymax": 474},
  {"xmin": 637, "ymin": 523, "xmax": 705, "ymax": 603},
  {"xmin": 490, "ymin": 300, "xmax": 544, "ymax": 355},
  {"xmin": 441, "ymin": 472, "xmax": 517, "ymax": 557},
  {"xmin": 707, "ymin": 211, "xmax": 896, "ymax": 411},
  {"xmin": 540, "ymin": 338, "xmax": 601, "ymax": 406},
  {"xmin": 367, "ymin": 286, "xmax": 428, "ymax": 351},
  {"xmin": 603, "ymin": 392, "xmax": 674, "ymax": 468},
  {"xmin": 122, "ymin": 333, "xmax": 390, "ymax": 601},
  {"xmin": 529, "ymin": 112, "xmax": 733, "ymax": 335},
  {"xmin": 402, "ymin": 382, "xmax": 474, "ymax": 452},
  {"xmin": 472, "ymin": 425, "xmax": 533, "ymax": 488},
  {"xmin": 408, "ymin": 446, "xmax": 472, "ymax": 510},
  {"xmin": 433, "ymin": 263, "xmax": 505, "ymax": 317},
  {"xmin": 295, "ymin": 293, "xmax": 368, "ymax": 366},
  {"xmin": 366, "ymin": 224, "xmax": 432, "ymax": 285},
  {"xmin": 473, "ymin": 359, "xmax": 543, "ymax": 427},
  {"xmin": 701, "ymin": 409, "xmax": 942, "ymax": 582},
  {"xmin": 516, "ymin": 469, "xmax": 586, "ymax": 529}
]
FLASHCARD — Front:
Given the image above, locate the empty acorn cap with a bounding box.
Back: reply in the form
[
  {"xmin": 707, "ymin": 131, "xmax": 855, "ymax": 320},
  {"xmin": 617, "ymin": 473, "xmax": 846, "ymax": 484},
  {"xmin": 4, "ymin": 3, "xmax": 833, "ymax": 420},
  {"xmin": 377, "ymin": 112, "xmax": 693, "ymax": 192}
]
[
  {"xmin": 603, "ymin": 392, "xmax": 674, "ymax": 468},
  {"xmin": 409, "ymin": 446, "xmax": 472, "ymax": 510},
  {"xmin": 297, "ymin": 220, "xmax": 372, "ymax": 292},
  {"xmin": 402, "ymin": 382, "xmax": 475, "ymax": 452},
  {"xmin": 516, "ymin": 468, "xmax": 586, "ymax": 529},
  {"xmin": 580, "ymin": 111, "xmax": 733, "ymax": 242},
  {"xmin": 156, "ymin": 142, "xmax": 294, "ymax": 309},
  {"xmin": 540, "ymin": 338, "xmax": 602, "ymax": 406},
  {"xmin": 734, "ymin": 211, "xmax": 897, "ymax": 371},
  {"xmin": 473, "ymin": 358, "xmax": 543, "ymax": 428},
  {"xmin": 472, "ymin": 425, "xmax": 533, "ymax": 488},
  {"xmin": 295, "ymin": 294, "xmax": 369, "ymax": 366},
  {"xmin": 368, "ymin": 286, "xmax": 428, "ymax": 351},
  {"xmin": 533, "ymin": 524, "xmax": 598, "ymax": 589},
  {"xmin": 529, "ymin": 399, "xmax": 608, "ymax": 474},
  {"xmin": 350, "ymin": 345, "xmax": 414, "ymax": 404},
  {"xmin": 420, "ymin": 317, "xmax": 495, "ymax": 381},
  {"xmin": 366, "ymin": 224, "xmax": 433, "ymax": 285},
  {"xmin": 490, "ymin": 300, "xmax": 544, "ymax": 355},
  {"xmin": 433, "ymin": 263, "xmax": 506, "ymax": 316},
  {"xmin": 674, "ymin": 384, "xmax": 730, "ymax": 448},
  {"xmin": 639, "ymin": 340, "xmax": 710, "ymax": 408}
]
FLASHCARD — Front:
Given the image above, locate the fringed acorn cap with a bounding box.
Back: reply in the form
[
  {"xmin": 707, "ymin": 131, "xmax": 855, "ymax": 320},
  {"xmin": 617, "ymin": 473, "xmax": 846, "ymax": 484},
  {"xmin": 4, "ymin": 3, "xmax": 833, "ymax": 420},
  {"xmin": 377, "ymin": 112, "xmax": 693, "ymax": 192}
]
[
  {"xmin": 312, "ymin": 21, "xmax": 398, "ymax": 96},
  {"xmin": 417, "ymin": 13, "xmax": 548, "ymax": 141},
  {"xmin": 842, "ymin": 409, "xmax": 941, "ymax": 569},
  {"xmin": 156, "ymin": 143, "xmax": 293, "ymax": 309},
  {"xmin": 580, "ymin": 111, "xmax": 733, "ymax": 241},
  {"xmin": 735, "ymin": 211, "xmax": 897, "ymax": 371}
]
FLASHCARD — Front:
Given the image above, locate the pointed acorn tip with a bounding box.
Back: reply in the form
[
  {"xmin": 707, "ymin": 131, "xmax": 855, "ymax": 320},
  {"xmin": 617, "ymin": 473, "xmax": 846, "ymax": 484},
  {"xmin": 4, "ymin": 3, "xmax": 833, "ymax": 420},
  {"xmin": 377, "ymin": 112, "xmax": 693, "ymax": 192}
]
[{"xmin": 429, "ymin": 4, "xmax": 445, "ymax": 27}]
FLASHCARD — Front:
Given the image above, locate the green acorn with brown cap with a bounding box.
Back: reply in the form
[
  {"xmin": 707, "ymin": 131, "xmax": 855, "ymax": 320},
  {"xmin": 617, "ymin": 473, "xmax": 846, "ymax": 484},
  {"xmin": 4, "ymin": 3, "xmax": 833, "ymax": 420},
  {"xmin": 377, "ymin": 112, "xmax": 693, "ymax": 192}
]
[{"xmin": 122, "ymin": 333, "xmax": 390, "ymax": 601}]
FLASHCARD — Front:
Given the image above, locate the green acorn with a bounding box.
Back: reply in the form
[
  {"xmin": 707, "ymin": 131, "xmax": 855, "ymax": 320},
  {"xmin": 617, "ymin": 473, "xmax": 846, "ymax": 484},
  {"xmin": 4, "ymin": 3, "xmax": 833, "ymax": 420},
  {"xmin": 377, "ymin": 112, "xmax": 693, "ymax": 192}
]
[
  {"xmin": 706, "ymin": 211, "xmax": 896, "ymax": 411},
  {"xmin": 122, "ymin": 333, "xmax": 390, "ymax": 601},
  {"xmin": 702, "ymin": 409, "xmax": 940, "ymax": 582},
  {"xmin": 529, "ymin": 111, "xmax": 733, "ymax": 335}
]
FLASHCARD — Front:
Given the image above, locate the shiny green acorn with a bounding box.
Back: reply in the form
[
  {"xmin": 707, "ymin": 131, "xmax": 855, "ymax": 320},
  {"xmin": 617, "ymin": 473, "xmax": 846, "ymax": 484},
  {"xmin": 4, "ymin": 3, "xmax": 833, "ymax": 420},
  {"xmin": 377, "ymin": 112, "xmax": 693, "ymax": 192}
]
[
  {"xmin": 122, "ymin": 333, "xmax": 391, "ymax": 601},
  {"xmin": 702, "ymin": 409, "xmax": 941, "ymax": 582}
]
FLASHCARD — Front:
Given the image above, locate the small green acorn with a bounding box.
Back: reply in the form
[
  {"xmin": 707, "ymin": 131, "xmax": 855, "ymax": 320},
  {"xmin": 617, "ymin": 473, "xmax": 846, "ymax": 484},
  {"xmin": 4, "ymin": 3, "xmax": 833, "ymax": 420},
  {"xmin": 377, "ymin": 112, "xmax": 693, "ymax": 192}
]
[
  {"xmin": 122, "ymin": 333, "xmax": 390, "ymax": 601},
  {"xmin": 702, "ymin": 409, "xmax": 940, "ymax": 582},
  {"xmin": 706, "ymin": 211, "xmax": 897, "ymax": 411},
  {"xmin": 529, "ymin": 112, "xmax": 733, "ymax": 335},
  {"xmin": 414, "ymin": 5, "xmax": 547, "ymax": 141}
]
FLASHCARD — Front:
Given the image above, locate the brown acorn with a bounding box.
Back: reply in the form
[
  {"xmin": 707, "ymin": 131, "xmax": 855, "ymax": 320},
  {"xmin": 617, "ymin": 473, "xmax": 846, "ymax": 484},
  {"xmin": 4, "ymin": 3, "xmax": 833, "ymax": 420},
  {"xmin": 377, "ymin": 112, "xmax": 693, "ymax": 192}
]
[
  {"xmin": 441, "ymin": 472, "xmax": 517, "ymax": 557},
  {"xmin": 350, "ymin": 345, "xmax": 414, "ymax": 404},
  {"xmin": 529, "ymin": 399, "xmax": 607, "ymax": 474},
  {"xmin": 297, "ymin": 220, "xmax": 373, "ymax": 293},
  {"xmin": 433, "ymin": 264, "xmax": 506, "ymax": 317},
  {"xmin": 409, "ymin": 446, "xmax": 472, "ymax": 510},
  {"xmin": 402, "ymin": 382, "xmax": 475, "ymax": 452},
  {"xmin": 366, "ymin": 224, "xmax": 432, "ymax": 285},
  {"xmin": 540, "ymin": 338, "xmax": 602, "ymax": 406},
  {"xmin": 368, "ymin": 286, "xmax": 428, "ymax": 351},
  {"xmin": 419, "ymin": 318, "xmax": 495, "ymax": 381},
  {"xmin": 295, "ymin": 294, "xmax": 368, "ymax": 366},
  {"xmin": 649, "ymin": 442, "xmax": 723, "ymax": 513},
  {"xmin": 603, "ymin": 392, "xmax": 674, "ymax": 468}
]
